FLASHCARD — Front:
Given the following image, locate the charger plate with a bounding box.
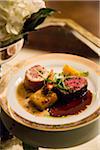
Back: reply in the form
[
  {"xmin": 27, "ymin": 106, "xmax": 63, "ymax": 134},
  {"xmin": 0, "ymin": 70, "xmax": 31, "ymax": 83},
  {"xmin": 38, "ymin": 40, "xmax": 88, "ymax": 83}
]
[{"xmin": 0, "ymin": 53, "xmax": 99, "ymax": 131}]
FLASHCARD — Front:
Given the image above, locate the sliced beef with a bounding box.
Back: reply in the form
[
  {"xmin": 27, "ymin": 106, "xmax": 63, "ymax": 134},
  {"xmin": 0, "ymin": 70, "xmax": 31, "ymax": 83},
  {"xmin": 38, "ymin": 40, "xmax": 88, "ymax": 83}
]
[
  {"xmin": 24, "ymin": 65, "xmax": 48, "ymax": 91},
  {"xmin": 54, "ymin": 76, "xmax": 88, "ymax": 101}
]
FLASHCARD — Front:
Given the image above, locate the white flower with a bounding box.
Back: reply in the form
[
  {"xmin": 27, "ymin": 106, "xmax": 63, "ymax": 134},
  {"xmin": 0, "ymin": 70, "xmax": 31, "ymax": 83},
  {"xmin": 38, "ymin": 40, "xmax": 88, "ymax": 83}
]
[{"xmin": 0, "ymin": 0, "xmax": 45, "ymax": 40}]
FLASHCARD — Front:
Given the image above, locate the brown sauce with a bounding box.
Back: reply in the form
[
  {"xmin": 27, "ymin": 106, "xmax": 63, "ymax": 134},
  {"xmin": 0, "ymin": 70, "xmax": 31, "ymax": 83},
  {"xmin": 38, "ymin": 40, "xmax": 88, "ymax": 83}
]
[
  {"xmin": 49, "ymin": 90, "xmax": 92, "ymax": 117},
  {"xmin": 16, "ymin": 82, "xmax": 92, "ymax": 117}
]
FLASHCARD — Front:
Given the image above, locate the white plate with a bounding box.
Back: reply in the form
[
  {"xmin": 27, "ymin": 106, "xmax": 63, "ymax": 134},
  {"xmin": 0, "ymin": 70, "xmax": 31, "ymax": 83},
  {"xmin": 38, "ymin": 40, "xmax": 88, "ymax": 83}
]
[{"xmin": 6, "ymin": 54, "xmax": 100, "ymax": 126}]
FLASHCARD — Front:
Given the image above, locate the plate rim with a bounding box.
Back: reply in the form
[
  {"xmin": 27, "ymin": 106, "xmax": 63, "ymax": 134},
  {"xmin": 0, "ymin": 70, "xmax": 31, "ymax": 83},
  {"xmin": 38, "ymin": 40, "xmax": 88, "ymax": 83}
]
[{"xmin": 8, "ymin": 105, "xmax": 100, "ymax": 131}]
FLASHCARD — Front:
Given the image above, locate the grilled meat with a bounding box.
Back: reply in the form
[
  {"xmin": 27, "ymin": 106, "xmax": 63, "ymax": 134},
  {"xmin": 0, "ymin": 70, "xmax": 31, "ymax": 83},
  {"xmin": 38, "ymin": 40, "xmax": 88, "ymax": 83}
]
[
  {"xmin": 54, "ymin": 76, "xmax": 88, "ymax": 101},
  {"xmin": 24, "ymin": 65, "xmax": 48, "ymax": 91}
]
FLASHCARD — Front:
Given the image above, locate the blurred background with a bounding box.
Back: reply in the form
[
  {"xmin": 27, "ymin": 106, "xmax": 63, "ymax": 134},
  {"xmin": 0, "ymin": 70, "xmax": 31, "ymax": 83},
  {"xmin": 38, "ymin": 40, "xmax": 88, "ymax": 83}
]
[
  {"xmin": 26, "ymin": 1, "xmax": 99, "ymax": 61},
  {"xmin": 45, "ymin": 0, "xmax": 99, "ymax": 37}
]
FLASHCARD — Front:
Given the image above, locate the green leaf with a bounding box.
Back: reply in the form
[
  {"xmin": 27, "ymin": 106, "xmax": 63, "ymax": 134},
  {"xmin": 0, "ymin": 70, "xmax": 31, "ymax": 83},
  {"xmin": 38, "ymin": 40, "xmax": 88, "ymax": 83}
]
[
  {"xmin": 23, "ymin": 8, "xmax": 56, "ymax": 32},
  {"xmin": 0, "ymin": 32, "xmax": 27, "ymax": 48},
  {"xmin": 79, "ymin": 71, "xmax": 89, "ymax": 77}
]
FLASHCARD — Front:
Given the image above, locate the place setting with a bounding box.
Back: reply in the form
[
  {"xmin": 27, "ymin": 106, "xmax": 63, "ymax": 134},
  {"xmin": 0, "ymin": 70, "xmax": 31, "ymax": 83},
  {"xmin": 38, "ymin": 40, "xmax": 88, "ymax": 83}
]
[{"xmin": 0, "ymin": 1, "xmax": 100, "ymax": 150}]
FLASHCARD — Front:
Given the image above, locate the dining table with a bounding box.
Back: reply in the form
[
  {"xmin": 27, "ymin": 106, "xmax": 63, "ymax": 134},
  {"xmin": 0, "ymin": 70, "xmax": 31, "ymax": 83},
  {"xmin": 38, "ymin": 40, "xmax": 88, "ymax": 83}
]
[{"xmin": 0, "ymin": 16, "xmax": 99, "ymax": 150}]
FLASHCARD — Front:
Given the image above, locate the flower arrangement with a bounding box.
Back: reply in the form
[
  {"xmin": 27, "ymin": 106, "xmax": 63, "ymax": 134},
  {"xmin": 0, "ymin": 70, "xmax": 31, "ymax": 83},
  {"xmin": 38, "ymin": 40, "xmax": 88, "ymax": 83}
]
[{"xmin": 0, "ymin": 0, "xmax": 55, "ymax": 48}]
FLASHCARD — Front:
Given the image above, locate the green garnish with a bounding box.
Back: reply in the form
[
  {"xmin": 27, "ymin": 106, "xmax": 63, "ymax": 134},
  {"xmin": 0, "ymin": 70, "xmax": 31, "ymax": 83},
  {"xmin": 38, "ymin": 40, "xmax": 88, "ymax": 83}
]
[
  {"xmin": 80, "ymin": 71, "xmax": 89, "ymax": 77},
  {"xmin": 45, "ymin": 73, "xmax": 70, "ymax": 92},
  {"xmin": 44, "ymin": 70, "xmax": 88, "ymax": 92}
]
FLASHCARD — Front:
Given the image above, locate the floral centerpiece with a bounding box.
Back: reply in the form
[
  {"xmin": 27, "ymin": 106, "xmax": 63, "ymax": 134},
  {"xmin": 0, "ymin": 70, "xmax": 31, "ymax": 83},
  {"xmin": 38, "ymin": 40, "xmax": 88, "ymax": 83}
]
[{"xmin": 0, "ymin": 0, "xmax": 55, "ymax": 48}]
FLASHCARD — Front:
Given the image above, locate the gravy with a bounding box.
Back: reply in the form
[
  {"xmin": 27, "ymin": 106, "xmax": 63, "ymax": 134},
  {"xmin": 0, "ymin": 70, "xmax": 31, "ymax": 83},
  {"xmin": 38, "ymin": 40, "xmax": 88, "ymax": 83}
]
[{"xmin": 16, "ymin": 82, "xmax": 92, "ymax": 117}]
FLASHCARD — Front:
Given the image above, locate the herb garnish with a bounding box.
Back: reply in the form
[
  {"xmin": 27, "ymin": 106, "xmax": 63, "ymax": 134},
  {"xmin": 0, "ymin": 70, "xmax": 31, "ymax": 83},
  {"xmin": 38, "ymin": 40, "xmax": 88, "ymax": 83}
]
[{"xmin": 45, "ymin": 72, "xmax": 70, "ymax": 92}]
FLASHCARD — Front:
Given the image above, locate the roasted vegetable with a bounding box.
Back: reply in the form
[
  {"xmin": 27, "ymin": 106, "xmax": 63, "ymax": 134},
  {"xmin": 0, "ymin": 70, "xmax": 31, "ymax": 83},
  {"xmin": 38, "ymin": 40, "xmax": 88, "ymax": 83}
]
[
  {"xmin": 63, "ymin": 64, "xmax": 88, "ymax": 77},
  {"xmin": 30, "ymin": 88, "xmax": 57, "ymax": 111}
]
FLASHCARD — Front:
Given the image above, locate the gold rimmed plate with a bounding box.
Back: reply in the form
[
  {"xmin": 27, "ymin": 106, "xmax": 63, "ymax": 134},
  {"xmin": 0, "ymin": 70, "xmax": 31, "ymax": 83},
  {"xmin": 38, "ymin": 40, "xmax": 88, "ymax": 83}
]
[{"xmin": 5, "ymin": 53, "xmax": 100, "ymax": 131}]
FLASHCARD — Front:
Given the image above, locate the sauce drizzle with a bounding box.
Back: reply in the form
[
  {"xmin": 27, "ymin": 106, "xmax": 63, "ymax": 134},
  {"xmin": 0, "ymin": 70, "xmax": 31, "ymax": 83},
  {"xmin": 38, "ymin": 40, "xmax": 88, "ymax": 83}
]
[
  {"xmin": 49, "ymin": 90, "xmax": 92, "ymax": 117},
  {"xmin": 17, "ymin": 83, "xmax": 92, "ymax": 117}
]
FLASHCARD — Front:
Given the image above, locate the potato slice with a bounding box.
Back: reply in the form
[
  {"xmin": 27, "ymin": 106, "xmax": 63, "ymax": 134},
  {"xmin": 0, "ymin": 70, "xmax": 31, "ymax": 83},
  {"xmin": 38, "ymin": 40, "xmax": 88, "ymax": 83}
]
[{"xmin": 30, "ymin": 89, "xmax": 57, "ymax": 111}]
